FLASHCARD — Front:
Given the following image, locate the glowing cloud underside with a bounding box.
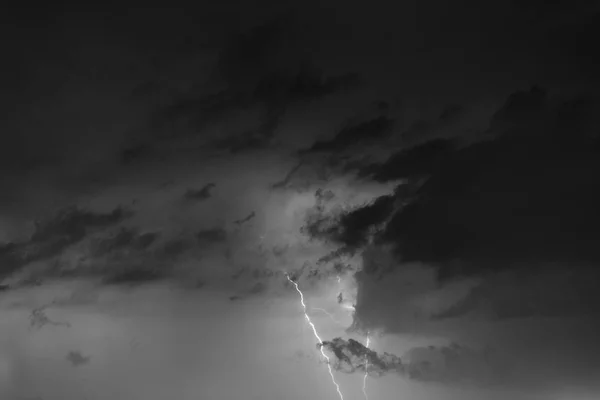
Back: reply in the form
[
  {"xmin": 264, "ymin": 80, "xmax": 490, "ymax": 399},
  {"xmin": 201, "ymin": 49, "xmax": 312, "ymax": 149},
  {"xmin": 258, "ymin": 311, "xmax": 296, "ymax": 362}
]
[{"xmin": 286, "ymin": 275, "xmax": 345, "ymax": 400}]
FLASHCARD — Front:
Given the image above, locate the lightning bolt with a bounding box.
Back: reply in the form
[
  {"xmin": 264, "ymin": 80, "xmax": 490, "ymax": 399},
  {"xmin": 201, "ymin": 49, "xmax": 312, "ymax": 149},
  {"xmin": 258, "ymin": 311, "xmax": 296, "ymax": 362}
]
[
  {"xmin": 362, "ymin": 334, "xmax": 371, "ymax": 400},
  {"xmin": 286, "ymin": 274, "xmax": 345, "ymax": 400}
]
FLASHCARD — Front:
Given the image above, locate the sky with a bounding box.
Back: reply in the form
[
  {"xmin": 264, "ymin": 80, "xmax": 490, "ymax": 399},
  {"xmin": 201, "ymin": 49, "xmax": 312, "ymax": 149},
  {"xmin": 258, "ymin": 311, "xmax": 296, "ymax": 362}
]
[{"xmin": 2, "ymin": 2, "xmax": 600, "ymax": 399}]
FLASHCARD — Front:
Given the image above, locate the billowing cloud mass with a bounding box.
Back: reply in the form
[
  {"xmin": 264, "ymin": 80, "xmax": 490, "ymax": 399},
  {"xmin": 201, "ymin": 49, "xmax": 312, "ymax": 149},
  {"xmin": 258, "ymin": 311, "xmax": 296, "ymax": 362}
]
[
  {"xmin": 320, "ymin": 338, "xmax": 506, "ymax": 386},
  {"xmin": 1, "ymin": 207, "xmax": 130, "ymax": 280},
  {"xmin": 298, "ymin": 86, "xmax": 600, "ymax": 392},
  {"xmin": 320, "ymin": 337, "xmax": 403, "ymax": 375},
  {"xmin": 306, "ymin": 87, "xmax": 600, "ymax": 282},
  {"xmin": 2, "ymin": 2, "xmax": 600, "ymax": 399}
]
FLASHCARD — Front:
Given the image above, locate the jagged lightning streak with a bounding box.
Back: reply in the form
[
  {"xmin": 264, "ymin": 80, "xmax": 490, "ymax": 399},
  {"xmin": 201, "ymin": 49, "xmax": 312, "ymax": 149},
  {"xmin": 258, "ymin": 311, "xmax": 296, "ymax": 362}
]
[
  {"xmin": 286, "ymin": 274, "xmax": 344, "ymax": 400},
  {"xmin": 362, "ymin": 334, "xmax": 371, "ymax": 400}
]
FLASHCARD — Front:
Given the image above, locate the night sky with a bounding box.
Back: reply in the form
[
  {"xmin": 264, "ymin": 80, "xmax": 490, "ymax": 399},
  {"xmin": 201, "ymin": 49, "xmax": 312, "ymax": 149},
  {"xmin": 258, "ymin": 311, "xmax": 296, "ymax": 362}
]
[{"xmin": 2, "ymin": 2, "xmax": 600, "ymax": 399}]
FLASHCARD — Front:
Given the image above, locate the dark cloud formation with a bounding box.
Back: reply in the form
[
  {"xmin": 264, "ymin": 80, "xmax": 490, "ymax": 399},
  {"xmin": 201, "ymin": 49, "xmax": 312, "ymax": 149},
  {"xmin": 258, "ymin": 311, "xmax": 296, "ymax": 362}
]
[
  {"xmin": 300, "ymin": 116, "xmax": 394, "ymax": 154},
  {"xmin": 216, "ymin": 16, "xmax": 307, "ymax": 89},
  {"xmin": 65, "ymin": 351, "xmax": 91, "ymax": 367},
  {"xmin": 302, "ymin": 192, "xmax": 396, "ymax": 252},
  {"xmin": 152, "ymin": 16, "xmax": 362, "ymax": 154},
  {"xmin": 159, "ymin": 70, "xmax": 359, "ymax": 153},
  {"xmin": 433, "ymin": 267, "xmax": 600, "ymax": 320},
  {"xmin": 271, "ymin": 161, "xmax": 304, "ymax": 189},
  {"xmin": 231, "ymin": 266, "xmax": 280, "ymax": 281},
  {"xmin": 380, "ymin": 91, "xmax": 600, "ymax": 278},
  {"xmin": 230, "ymin": 281, "xmax": 269, "ymax": 301},
  {"xmin": 319, "ymin": 338, "xmax": 505, "ymax": 385},
  {"xmin": 120, "ymin": 144, "xmax": 153, "ymax": 166},
  {"xmin": 2, "ymin": 0, "xmax": 598, "ymax": 202},
  {"xmin": 357, "ymin": 138, "xmax": 457, "ymax": 182},
  {"xmin": 30, "ymin": 207, "xmax": 130, "ymax": 246},
  {"xmin": 307, "ymin": 87, "xmax": 600, "ymax": 282},
  {"xmin": 2, "ymin": 4, "xmax": 600, "ymax": 399},
  {"xmin": 90, "ymin": 228, "xmax": 159, "ymax": 257},
  {"xmin": 438, "ymin": 104, "xmax": 465, "ymax": 125},
  {"xmin": 29, "ymin": 305, "xmax": 71, "ymax": 330},
  {"xmin": 184, "ymin": 183, "xmax": 216, "ymax": 201},
  {"xmin": 0, "ymin": 205, "xmax": 229, "ymax": 287},
  {"xmin": 103, "ymin": 268, "xmax": 164, "ymax": 285},
  {"xmin": 234, "ymin": 212, "xmax": 256, "ymax": 226},
  {"xmin": 399, "ymin": 105, "xmax": 469, "ymax": 145},
  {"xmin": 96, "ymin": 232, "xmax": 204, "ymax": 285},
  {"xmin": 161, "ymin": 238, "xmax": 190, "ymax": 257},
  {"xmin": 400, "ymin": 343, "xmax": 506, "ymax": 385},
  {"xmin": 319, "ymin": 337, "xmax": 402, "ymax": 375},
  {"xmin": 196, "ymin": 228, "xmax": 228, "ymax": 244},
  {"xmin": 1, "ymin": 206, "xmax": 130, "ymax": 280}
]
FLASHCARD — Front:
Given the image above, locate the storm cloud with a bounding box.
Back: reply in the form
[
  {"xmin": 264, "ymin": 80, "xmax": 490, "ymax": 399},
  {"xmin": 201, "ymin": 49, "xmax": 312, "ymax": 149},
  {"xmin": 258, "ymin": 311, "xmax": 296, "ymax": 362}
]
[
  {"xmin": 3, "ymin": 2, "xmax": 600, "ymax": 399},
  {"xmin": 306, "ymin": 87, "xmax": 600, "ymax": 281}
]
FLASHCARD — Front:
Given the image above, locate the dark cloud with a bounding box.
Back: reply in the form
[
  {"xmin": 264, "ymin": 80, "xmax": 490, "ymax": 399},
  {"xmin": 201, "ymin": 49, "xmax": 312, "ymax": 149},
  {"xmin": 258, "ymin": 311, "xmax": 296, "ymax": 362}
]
[
  {"xmin": 29, "ymin": 305, "xmax": 71, "ymax": 330},
  {"xmin": 227, "ymin": 280, "xmax": 270, "ymax": 301},
  {"xmin": 168, "ymin": 68, "xmax": 360, "ymax": 153},
  {"xmin": 231, "ymin": 266, "xmax": 279, "ymax": 281},
  {"xmin": 156, "ymin": 91, "xmax": 249, "ymax": 141},
  {"xmin": 136, "ymin": 232, "xmax": 160, "ymax": 249},
  {"xmin": 30, "ymin": 206, "xmax": 130, "ymax": 245},
  {"xmin": 229, "ymin": 274, "xmax": 282, "ymax": 301},
  {"xmin": 103, "ymin": 267, "xmax": 165, "ymax": 286},
  {"xmin": 399, "ymin": 104, "xmax": 470, "ymax": 144},
  {"xmin": 438, "ymin": 104, "xmax": 465, "ymax": 124},
  {"xmin": 253, "ymin": 64, "xmax": 361, "ymax": 106},
  {"xmin": 301, "ymin": 116, "xmax": 394, "ymax": 154},
  {"xmin": 213, "ymin": 128, "xmax": 275, "ymax": 154},
  {"xmin": 30, "ymin": 227, "xmax": 181, "ymax": 286},
  {"xmin": 196, "ymin": 228, "xmax": 228, "ymax": 243},
  {"xmin": 2, "ymin": 5, "xmax": 600, "ymax": 399},
  {"xmin": 184, "ymin": 183, "xmax": 216, "ymax": 201},
  {"xmin": 65, "ymin": 351, "xmax": 91, "ymax": 367},
  {"xmin": 490, "ymin": 86, "xmax": 548, "ymax": 130},
  {"xmin": 357, "ymin": 138, "xmax": 457, "ymax": 182},
  {"xmin": 310, "ymin": 87, "xmax": 600, "ymax": 283},
  {"xmin": 271, "ymin": 161, "xmax": 304, "ymax": 189},
  {"xmin": 401, "ymin": 343, "xmax": 506, "ymax": 385},
  {"xmin": 248, "ymin": 281, "xmax": 267, "ymax": 294},
  {"xmin": 156, "ymin": 69, "xmax": 360, "ymax": 154},
  {"xmin": 150, "ymin": 17, "xmax": 362, "ymax": 154},
  {"xmin": 378, "ymin": 91, "xmax": 600, "ymax": 279},
  {"xmin": 1, "ymin": 206, "xmax": 130, "ymax": 280},
  {"xmin": 161, "ymin": 238, "xmax": 190, "ymax": 257},
  {"xmin": 433, "ymin": 267, "xmax": 600, "ymax": 320},
  {"xmin": 120, "ymin": 144, "xmax": 154, "ymax": 166},
  {"xmin": 302, "ymin": 192, "xmax": 396, "ymax": 252},
  {"xmin": 300, "ymin": 189, "xmax": 338, "ymax": 239},
  {"xmin": 319, "ymin": 337, "xmax": 505, "ymax": 385},
  {"xmin": 91, "ymin": 228, "xmax": 159, "ymax": 257},
  {"xmin": 216, "ymin": 16, "xmax": 302, "ymax": 88},
  {"xmin": 320, "ymin": 337, "xmax": 403, "ymax": 376},
  {"xmin": 234, "ymin": 211, "xmax": 256, "ymax": 226}
]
